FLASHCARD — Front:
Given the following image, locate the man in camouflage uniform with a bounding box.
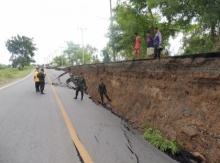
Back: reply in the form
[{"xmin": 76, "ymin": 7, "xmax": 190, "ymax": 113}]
[
  {"xmin": 98, "ymin": 78, "xmax": 111, "ymax": 104},
  {"xmin": 74, "ymin": 73, "xmax": 87, "ymax": 100},
  {"xmin": 37, "ymin": 68, "xmax": 46, "ymax": 94}
]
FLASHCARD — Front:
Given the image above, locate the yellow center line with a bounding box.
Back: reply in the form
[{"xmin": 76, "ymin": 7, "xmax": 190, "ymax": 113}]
[{"xmin": 47, "ymin": 74, "xmax": 93, "ymax": 163}]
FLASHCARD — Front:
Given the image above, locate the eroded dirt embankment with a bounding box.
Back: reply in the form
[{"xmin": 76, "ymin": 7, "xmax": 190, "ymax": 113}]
[{"xmin": 66, "ymin": 57, "xmax": 220, "ymax": 163}]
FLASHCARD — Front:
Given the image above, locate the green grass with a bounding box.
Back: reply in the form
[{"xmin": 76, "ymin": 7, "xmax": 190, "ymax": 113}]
[
  {"xmin": 0, "ymin": 66, "xmax": 34, "ymax": 85},
  {"xmin": 143, "ymin": 124, "xmax": 181, "ymax": 155}
]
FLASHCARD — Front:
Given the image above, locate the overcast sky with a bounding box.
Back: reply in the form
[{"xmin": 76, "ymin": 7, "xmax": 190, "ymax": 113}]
[{"xmin": 0, "ymin": 0, "xmax": 117, "ymax": 64}]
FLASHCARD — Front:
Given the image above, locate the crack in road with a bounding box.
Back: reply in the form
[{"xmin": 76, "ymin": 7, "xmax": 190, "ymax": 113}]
[
  {"xmin": 120, "ymin": 121, "xmax": 140, "ymax": 163},
  {"xmin": 73, "ymin": 142, "xmax": 84, "ymax": 163},
  {"xmin": 94, "ymin": 135, "xmax": 100, "ymax": 144}
]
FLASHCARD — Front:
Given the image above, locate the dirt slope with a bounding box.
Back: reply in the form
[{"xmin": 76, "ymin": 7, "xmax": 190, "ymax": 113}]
[{"xmin": 66, "ymin": 56, "xmax": 220, "ymax": 163}]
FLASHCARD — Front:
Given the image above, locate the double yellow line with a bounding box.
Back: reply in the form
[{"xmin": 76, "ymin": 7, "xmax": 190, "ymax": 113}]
[{"xmin": 47, "ymin": 75, "xmax": 93, "ymax": 163}]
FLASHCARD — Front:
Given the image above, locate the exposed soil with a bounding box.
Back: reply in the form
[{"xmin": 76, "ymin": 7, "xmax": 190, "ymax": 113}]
[{"xmin": 63, "ymin": 54, "xmax": 220, "ymax": 163}]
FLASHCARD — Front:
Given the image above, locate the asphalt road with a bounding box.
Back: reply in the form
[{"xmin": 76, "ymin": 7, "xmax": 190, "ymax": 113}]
[{"xmin": 0, "ymin": 69, "xmax": 177, "ymax": 163}]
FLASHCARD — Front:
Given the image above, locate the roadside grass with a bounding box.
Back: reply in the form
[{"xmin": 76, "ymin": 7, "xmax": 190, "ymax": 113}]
[
  {"xmin": 143, "ymin": 124, "xmax": 182, "ymax": 155},
  {"xmin": 0, "ymin": 66, "xmax": 34, "ymax": 86}
]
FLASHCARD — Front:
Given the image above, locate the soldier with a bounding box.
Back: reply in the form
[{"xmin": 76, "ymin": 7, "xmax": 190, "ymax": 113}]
[
  {"xmin": 34, "ymin": 67, "xmax": 40, "ymax": 92},
  {"xmin": 37, "ymin": 68, "xmax": 46, "ymax": 94},
  {"xmin": 66, "ymin": 73, "xmax": 77, "ymax": 88},
  {"xmin": 98, "ymin": 78, "xmax": 111, "ymax": 104},
  {"xmin": 74, "ymin": 73, "xmax": 87, "ymax": 100}
]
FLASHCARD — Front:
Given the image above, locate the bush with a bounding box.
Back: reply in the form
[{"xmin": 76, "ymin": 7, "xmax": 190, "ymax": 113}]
[
  {"xmin": 0, "ymin": 66, "xmax": 34, "ymax": 85},
  {"xmin": 143, "ymin": 124, "xmax": 181, "ymax": 155}
]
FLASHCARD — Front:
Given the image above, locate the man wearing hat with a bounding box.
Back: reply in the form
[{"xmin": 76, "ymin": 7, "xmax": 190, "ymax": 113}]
[
  {"xmin": 34, "ymin": 67, "xmax": 40, "ymax": 92},
  {"xmin": 37, "ymin": 68, "xmax": 46, "ymax": 94}
]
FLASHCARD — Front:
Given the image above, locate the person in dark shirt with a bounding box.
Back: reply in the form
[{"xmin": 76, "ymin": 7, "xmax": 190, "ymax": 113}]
[
  {"xmin": 146, "ymin": 31, "xmax": 154, "ymax": 57},
  {"xmin": 37, "ymin": 68, "xmax": 45, "ymax": 94},
  {"xmin": 74, "ymin": 73, "xmax": 87, "ymax": 100},
  {"xmin": 98, "ymin": 79, "xmax": 111, "ymax": 104}
]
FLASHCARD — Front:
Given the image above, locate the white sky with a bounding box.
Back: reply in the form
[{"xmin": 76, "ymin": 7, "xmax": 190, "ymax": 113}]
[{"xmin": 0, "ymin": 0, "xmax": 117, "ymax": 64}]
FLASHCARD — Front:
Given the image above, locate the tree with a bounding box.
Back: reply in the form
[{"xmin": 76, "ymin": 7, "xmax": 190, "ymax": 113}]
[
  {"xmin": 63, "ymin": 42, "xmax": 98, "ymax": 65},
  {"xmin": 156, "ymin": 1, "xmax": 218, "ymax": 32},
  {"xmin": 84, "ymin": 45, "xmax": 99, "ymax": 64},
  {"xmin": 90, "ymin": 55, "xmax": 100, "ymax": 64},
  {"xmin": 142, "ymin": 0, "xmax": 220, "ymax": 53},
  {"xmin": 181, "ymin": 28, "xmax": 214, "ymax": 54},
  {"xmin": 5, "ymin": 35, "xmax": 37, "ymax": 68},
  {"xmin": 53, "ymin": 55, "xmax": 67, "ymax": 67},
  {"xmin": 101, "ymin": 47, "xmax": 112, "ymax": 63},
  {"xmin": 64, "ymin": 42, "xmax": 82, "ymax": 65}
]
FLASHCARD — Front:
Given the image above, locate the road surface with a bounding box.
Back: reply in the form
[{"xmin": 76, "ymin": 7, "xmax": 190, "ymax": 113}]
[{"xmin": 0, "ymin": 68, "xmax": 177, "ymax": 163}]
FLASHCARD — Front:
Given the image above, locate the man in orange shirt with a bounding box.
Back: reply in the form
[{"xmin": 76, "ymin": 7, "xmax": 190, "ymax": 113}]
[{"xmin": 134, "ymin": 32, "xmax": 141, "ymax": 59}]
